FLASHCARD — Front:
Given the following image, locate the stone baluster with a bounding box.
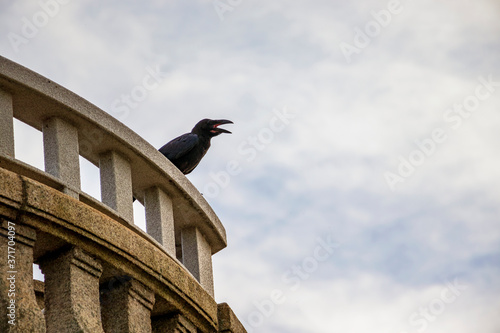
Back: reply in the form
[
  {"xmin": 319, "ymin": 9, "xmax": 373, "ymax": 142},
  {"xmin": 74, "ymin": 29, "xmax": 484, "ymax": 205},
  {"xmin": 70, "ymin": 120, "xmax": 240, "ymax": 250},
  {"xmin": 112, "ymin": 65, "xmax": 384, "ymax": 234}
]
[
  {"xmin": 101, "ymin": 277, "xmax": 155, "ymax": 333},
  {"xmin": 0, "ymin": 88, "xmax": 15, "ymax": 157},
  {"xmin": 99, "ymin": 151, "xmax": 134, "ymax": 223},
  {"xmin": 43, "ymin": 117, "xmax": 81, "ymax": 198},
  {"xmin": 181, "ymin": 227, "xmax": 214, "ymax": 297},
  {"xmin": 39, "ymin": 246, "xmax": 104, "ymax": 333},
  {"xmin": 144, "ymin": 186, "xmax": 176, "ymax": 256},
  {"xmin": 0, "ymin": 219, "xmax": 46, "ymax": 332}
]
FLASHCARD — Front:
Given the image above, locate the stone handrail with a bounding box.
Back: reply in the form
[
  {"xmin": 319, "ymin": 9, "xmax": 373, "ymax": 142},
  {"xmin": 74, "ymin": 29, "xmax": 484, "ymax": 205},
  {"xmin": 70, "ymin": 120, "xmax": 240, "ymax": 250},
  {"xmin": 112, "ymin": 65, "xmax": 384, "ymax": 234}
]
[{"xmin": 0, "ymin": 56, "xmax": 245, "ymax": 332}]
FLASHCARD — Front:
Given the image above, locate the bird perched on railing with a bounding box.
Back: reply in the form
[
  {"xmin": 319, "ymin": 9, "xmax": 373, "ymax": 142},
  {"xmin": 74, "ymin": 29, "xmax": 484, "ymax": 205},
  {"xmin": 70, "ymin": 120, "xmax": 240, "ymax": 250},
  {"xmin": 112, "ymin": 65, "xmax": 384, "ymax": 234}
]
[{"xmin": 159, "ymin": 119, "xmax": 233, "ymax": 174}]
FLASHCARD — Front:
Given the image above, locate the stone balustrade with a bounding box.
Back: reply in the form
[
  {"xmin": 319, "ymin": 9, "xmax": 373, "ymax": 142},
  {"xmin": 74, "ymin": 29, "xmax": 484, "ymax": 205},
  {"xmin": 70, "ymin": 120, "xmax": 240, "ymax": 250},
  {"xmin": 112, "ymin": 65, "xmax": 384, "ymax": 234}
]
[{"xmin": 0, "ymin": 56, "xmax": 245, "ymax": 333}]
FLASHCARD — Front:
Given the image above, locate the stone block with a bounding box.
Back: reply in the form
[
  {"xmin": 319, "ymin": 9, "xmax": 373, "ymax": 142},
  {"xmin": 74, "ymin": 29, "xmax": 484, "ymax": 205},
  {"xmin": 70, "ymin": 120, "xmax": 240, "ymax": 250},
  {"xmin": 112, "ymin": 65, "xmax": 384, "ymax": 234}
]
[
  {"xmin": 218, "ymin": 302, "xmax": 247, "ymax": 333},
  {"xmin": 181, "ymin": 227, "xmax": 214, "ymax": 297},
  {"xmin": 39, "ymin": 246, "xmax": 104, "ymax": 333},
  {"xmin": 99, "ymin": 150, "xmax": 134, "ymax": 223},
  {"xmin": 0, "ymin": 88, "xmax": 14, "ymax": 158},
  {"xmin": 145, "ymin": 186, "xmax": 176, "ymax": 256},
  {"xmin": 0, "ymin": 219, "xmax": 46, "ymax": 332},
  {"xmin": 101, "ymin": 277, "xmax": 155, "ymax": 333},
  {"xmin": 152, "ymin": 313, "xmax": 197, "ymax": 333},
  {"xmin": 42, "ymin": 117, "xmax": 81, "ymax": 198}
]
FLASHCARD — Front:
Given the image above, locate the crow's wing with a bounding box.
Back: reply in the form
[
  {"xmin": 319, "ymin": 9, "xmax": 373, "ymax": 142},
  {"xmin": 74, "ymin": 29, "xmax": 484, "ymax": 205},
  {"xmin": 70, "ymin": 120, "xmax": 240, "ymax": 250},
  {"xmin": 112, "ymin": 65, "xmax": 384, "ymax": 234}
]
[{"xmin": 158, "ymin": 133, "xmax": 199, "ymax": 161}]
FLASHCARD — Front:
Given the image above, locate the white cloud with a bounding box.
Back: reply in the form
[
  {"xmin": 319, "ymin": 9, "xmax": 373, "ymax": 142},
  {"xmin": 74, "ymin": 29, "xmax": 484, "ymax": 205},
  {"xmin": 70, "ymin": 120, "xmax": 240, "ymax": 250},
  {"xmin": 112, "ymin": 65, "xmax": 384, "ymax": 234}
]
[{"xmin": 2, "ymin": 1, "xmax": 499, "ymax": 332}]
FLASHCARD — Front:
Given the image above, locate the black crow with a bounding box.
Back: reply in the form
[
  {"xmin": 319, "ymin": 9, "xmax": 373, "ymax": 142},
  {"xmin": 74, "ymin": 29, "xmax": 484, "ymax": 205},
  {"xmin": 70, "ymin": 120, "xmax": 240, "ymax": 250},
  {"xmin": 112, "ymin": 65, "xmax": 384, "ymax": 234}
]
[{"xmin": 159, "ymin": 119, "xmax": 233, "ymax": 174}]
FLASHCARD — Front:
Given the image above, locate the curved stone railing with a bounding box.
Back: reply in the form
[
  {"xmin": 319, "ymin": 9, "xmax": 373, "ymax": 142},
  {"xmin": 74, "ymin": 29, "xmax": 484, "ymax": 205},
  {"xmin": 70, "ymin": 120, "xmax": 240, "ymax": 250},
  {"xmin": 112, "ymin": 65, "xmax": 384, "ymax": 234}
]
[{"xmin": 0, "ymin": 56, "xmax": 245, "ymax": 332}]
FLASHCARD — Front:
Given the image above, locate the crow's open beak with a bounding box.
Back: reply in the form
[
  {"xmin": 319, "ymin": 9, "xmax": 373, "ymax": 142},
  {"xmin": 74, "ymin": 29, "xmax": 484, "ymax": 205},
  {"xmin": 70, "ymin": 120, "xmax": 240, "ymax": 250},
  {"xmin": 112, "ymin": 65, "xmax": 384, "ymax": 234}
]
[{"xmin": 211, "ymin": 119, "xmax": 233, "ymax": 134}]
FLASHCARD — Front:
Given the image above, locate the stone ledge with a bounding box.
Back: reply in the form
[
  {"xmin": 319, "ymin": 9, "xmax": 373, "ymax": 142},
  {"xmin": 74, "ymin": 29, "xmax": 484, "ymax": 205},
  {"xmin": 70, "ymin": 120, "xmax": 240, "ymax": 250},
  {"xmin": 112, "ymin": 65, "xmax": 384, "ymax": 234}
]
[
  {"xmin": 0, "ymin": 166, "xmax": 218, "ymax": 331},
  {"xmin": 0, "ymin": 55, "xmax": 226, "ymax": 254},
  {"xmin": 218, "ymin": 303, "xmax": 247, "ymax": 333}
]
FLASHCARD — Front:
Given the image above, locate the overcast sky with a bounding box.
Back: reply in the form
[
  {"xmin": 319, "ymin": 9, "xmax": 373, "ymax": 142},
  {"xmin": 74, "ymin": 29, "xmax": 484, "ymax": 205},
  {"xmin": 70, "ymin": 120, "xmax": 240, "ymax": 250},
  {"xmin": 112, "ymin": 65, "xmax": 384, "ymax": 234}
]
[{"xmin": 1, "ymin": 1, "xmax": 500, "ymax": 332}]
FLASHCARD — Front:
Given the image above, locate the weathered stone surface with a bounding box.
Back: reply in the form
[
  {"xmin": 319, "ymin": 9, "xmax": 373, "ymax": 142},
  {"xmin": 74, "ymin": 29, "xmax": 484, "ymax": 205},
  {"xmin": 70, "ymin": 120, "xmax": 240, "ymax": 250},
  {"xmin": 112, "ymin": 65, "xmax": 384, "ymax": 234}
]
[
  {"xmin": 1, "ymin": 56, "xmax": 226, "ymax": 255},
  {"xmin": 0, "ymin": 167, "xmax": 219, "ymax": 331},
  {"xmin": 152, "ymin": 313, "xmax": 197, "ymax": 333},
  {"xmin": 218, "ymin": 303, "xmax": 247, "ymax": 333},
  {"xmin": 0, "ymin": 88, "xmax": 14, "ymax": 158},
  {"xmin": 0, "ymin": 55, "xmax": 248, "ymax": 333},
  {"xmin": 33, "ymin": 279, "xmax": 45, "ymax": 311},
  {"xmin": 0, "ymin": 220, "xmax": 46, "ymax": 333},
  {"xmin": 42, "ymin": 117, "xmax": 80, "ymax": 198},
  {"xmin": 145, "ymin": 186, "xmax": 176, "ymax": 256},
  {"xmin": 39, "ymin": 246, "xmax": 104, "ymax": 333},
  {"xmin": 101, "ymin": 277, "xmax": 155, "ymax": 333},
  {"xmin": 182, "ymin": 227, "xmax": 214, "ymax": 297},
  {"xmin": 99, "ymin": 150, "xmax": 134, "ymax": 223},
  {"xmin": 0, "ymin": 164, "xmax": 23, "ymax": 206}
]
